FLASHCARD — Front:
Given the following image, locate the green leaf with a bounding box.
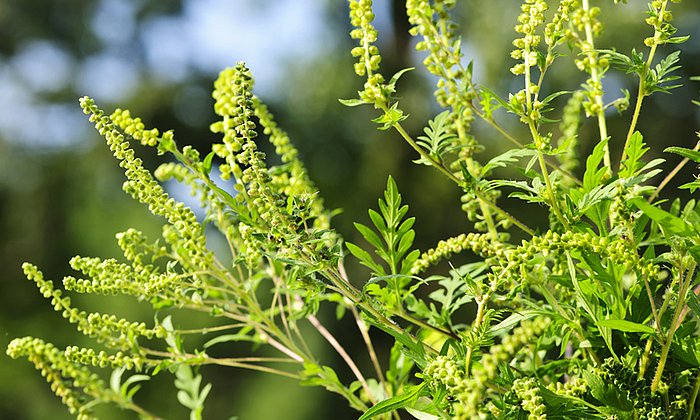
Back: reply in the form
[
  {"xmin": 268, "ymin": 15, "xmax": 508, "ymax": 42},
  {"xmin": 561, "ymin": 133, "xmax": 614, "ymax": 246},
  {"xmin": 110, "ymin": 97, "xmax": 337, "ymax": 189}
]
[
  {"xmin": 665, "ymin": 146, "xmax": 700, "ymax": 163},
  {"xmin": 358, "ymin": 383, "xmax": 426, "ymax": 420},
  {"xmin": 481, "ymin": 148, "xmax": 536, "ymax": 178},
  {"xmin": 372, "ymin": 102, "xmax": 408, "ymax": 130},
  {"xmin": 353, "ymin": 176, "xmax": 419, "ymax": 277},
  {"xmin": 671, "ymin": 337, "xmax": 700, "ymax": 367},
  {"xmin": 601, "ymin": 48, "xmax": 645, "ymax": 76},
  {"xmin": 489, "ymin": 312, "xmax": 537, "ymax": 337},
  {"xmin": 354, "ymin": 222, "xmax": 385, "ymax": 253},
  {"xmin": 400, "ymin": 249, "xmax": 420, "ymax": 274},
  {"xmin": 666, "ymin": 35, "xmax": 690, "ymax": 44},
  {"xmin": 690, "ymin": 245, "xmax": 700, "ymax": 265},
  {"xmin": 203, "ymin": 331, "xmax": 259, "ymax": 348},
  {"xmin": 339, "ymin": 98, "xmax": 368, "ymax": 107},
  {"xmin": 405, "ymin": 407, "xmax": 440, "ymax": 420},
  {"xmin": 347, "ymin": 242, "xmax": 385, "ymax": 276},
  {"xmin": 202, "ymin": 151, "xmax": 216, "ymax": 175},
  {"xmin": 630, "ymin": 198, "xmax": 697, "ymax": 238},
  {"xmin": 597, "ymin": 319, "xmax": 655, "ymax": 334},
  {"xmin": 387, "ymin": 67, "xmax": 415, "ymax": 91},
  {"xmin": 646, "ymin": 50, "xmax": 683, "ymax": 95},
  {"xmin": 582, "ymin": 369, "xmax": 634, "ymax": 411},
  {"xmin": 619, "ymin": 131, "xmax": 648, "ymax": 178},
  {"xmin": 576, "ymin": 183, "xmax": 617, "ymax": 214},
  {"xmin": 686, "ymin": 290, "xmax": 700, "ymax": 320},
  {"xmin": 158, "ymin": 133, "xmax": 175, "ymax": 155},
  {"xmin": 414, "ymin": 111, "xmax": 457, "ymax": 166},
  {"xmin": 368, "ymin": 209, "xmax": 387, "ymax": 232},
  {"xmin": 582, "ymin": 138, "xmax": 609, "ymax": 192},
  {"xmin": 540, "ymin": 90, "xmax": 572, "ymax": 107}
]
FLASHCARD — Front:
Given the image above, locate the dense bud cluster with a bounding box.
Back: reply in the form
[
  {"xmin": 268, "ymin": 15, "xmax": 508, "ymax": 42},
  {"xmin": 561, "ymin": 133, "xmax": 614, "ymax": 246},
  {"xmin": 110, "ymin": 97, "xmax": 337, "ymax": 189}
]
[
  {"xmin": 479, "ymin": 317, "xmax": 551, "ymax": 379},
  {"xmin": 65, "ymin": 346, "xmax": 146, "ymax": 371},
  {"xmin": 423, "ymin": 356, "xmax": 482, "ymax": 418},
  {"xmin": 110, "ymin": 108, "xmax": 161, "ymax": 147},
  {"xmin": 593, "ymin": 358, "xmax": 695, "ymax": 419},
  {"xmin": 411, "ymin": 232, "xmax": 505, "ymax": 274},
  {"xmin": 348, "ymin": 0, "xmax": 387, "ymax": 106},
  {"xmin": 6, "ymin": 337, "xmax": 108, "ymax": 419},
  {"xmin": 80, "ymin": 97, "xmax": 214, "ymax": 273},
  {"xmin": 510, "ymin": 0, "xmax": 547, "ymax": 77},
  {"xmin": 512, "ymin": 377, "xmax": 547, "ymax": 419}
]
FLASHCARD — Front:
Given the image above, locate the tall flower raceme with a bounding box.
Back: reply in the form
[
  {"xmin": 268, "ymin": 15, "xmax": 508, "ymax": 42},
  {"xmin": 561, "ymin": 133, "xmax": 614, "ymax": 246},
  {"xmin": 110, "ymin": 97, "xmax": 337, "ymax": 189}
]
[{"xmin": 7, "ymin": 1, "xmax": 700, "ymax": 419}]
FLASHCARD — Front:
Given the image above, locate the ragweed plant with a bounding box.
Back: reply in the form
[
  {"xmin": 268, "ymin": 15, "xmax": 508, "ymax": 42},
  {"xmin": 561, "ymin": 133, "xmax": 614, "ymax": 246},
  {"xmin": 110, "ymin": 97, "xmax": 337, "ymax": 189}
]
[{"xmin": 7, "ymin": 1, "xmax": 700, "ymax": 419}]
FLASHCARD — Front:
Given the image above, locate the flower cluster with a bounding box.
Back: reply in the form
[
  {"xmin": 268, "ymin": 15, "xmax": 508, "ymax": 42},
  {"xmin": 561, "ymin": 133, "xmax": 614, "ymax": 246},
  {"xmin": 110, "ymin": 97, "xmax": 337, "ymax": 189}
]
[
  {"xmin": 505, "ymin": 230, "xmax": 657, "ymax": 282},
  {"xmin": 569, "ymin": 4, "xmax": 609, "ymax": 119},
  {"xmin": 406, "ymin": 0, "xmax": 478, "ymax": 164},
  {"xmin": 546, "ymin": 376, "xmax": 588, "ymax": 397},
  {"xmin": 422, "ymin": 356, "xmax": 482, "ymax": 418},
  {"xmin": 23, "ymin": 263, "xmax": 164, "ymax": 352},
  {"xmin": 510, "ymin": 0, "xmax": 547, "ymax": 77},
  {"xmin": 348, "ymin": 0, "xmax": 386, "ymax": 106},
  {"xmin": 81, "ymin": 97, "xmax": 214, "ymax": 274},
  {"xmin": 252, "ymin": 96, "xmax": 330, "ymax": 230},
  {"xmin": 110, "ymin": 108, "xmax": 161, "ymax": 147},
  {"xmin": 116, "ymin": 228, "xmax": 168, "ymax": 266},
  {"xmin": 479, "ymin": 317, "xmax": 551, "ymax": 379},
  {"xmin": 556, "ymin": 90, "xmax": 585, "ymax": 173},
  {"xmin": 65, "ymin": 346, "xmax": 147, "ymax": 371},
  {"xmin": 211, "ymin": 64, "xmax": 312, "ymax": 261},
  {"xmin": 644, "ymin": 0, "xmax": 682, "ymax": 47},
  {"xmin": 512, "ymin": 377, "xmax": 546, "ymax": 419},
  {"xmin": 543, "ymin": 0, "xmax": 577, "ymax": 48},
  {"xmin": 63, "ymin": 256, "xmax": 154, "ymax": 296},
  {"xmin": 6, "ymin": 337, "xmax": 107, "ymax": 419},
  {"xmin": 410, "ymin": 232, "xmax": 506, "ymax": 274}
]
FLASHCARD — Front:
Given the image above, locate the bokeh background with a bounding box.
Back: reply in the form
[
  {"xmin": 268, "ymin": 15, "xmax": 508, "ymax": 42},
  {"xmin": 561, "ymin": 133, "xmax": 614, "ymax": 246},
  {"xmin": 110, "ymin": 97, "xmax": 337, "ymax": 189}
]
[{"xmin": 1, "ymin": 1, "xmax": 699, "ymax": 418}]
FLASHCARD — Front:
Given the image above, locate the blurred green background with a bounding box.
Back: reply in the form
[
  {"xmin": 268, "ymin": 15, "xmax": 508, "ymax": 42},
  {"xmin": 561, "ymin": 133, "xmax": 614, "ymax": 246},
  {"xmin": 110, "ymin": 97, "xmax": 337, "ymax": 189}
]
[{"xmin": 1, "ymin": 1, "xmax": 699, "ymax": 419}]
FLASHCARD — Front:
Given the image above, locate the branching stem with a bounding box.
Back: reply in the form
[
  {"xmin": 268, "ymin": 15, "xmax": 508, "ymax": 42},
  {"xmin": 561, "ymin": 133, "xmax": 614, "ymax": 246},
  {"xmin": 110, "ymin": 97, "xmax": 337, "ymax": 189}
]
[{"xmin": 621, "ymin": 0, "xmax": 668, "ymax": 165}]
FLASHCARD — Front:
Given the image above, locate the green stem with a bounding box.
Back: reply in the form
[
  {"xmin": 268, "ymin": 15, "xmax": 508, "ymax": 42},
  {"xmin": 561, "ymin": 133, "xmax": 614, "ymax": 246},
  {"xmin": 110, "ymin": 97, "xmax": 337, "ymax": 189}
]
[
  {"xmin": 688, "ymin": 371, "xmax": 700, "ymax": 420},
  {"xmin": 651, "ymin": 261, "xmax": 696, "ymax": 392},
  {"xmin": 464, "ymin": 297, "xmax": 488, "ymax": 376},
  {"xmin": 308, "ymin": 313, "xmax": 376, "ymax": 405},
  {"xmin": 639, "ymin": 337, "xmax": 654, "ymax": 379},
  {"xmin": 392, "ymin": 309, "xmax": 458, "ymax": 340},
  {"xmin": 582, "ymin": 0, "xmax": 610, "ymax": 171},
  {"xmin": 526, "ymin": 120, "xmax": 568, "ymax": 229},
  {"xmin": 523, "ymin": 45, "xmax": 568, "ymax": 230},
  {"xmin": 465, "ymin": 264, "xmax": 508, "ymax": 375},
  {"xmin": 649, "ymin": 139, "xmax": 700, "ymax": 202},
  {"xmin": 538, "ymin": 145, "xmax": 569, "ymax": 229},
  {"xmin": 621, "ymin": 0, "xmax": 667, "ymax": 165}
]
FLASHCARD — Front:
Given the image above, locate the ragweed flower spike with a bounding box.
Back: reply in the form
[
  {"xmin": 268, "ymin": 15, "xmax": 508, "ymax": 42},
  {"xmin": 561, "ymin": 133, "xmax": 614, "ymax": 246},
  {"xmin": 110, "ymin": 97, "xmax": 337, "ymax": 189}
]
[
  {"xmin": 80, "ymin": 97, "xmax": 214, "ymax": 274},
  {"xmin": 348, "ymin": 0, "xmax": 387, "ymax": 107},
  {"xmin": 6, "ymin": 337, "xmax": 106, "ymax": 418},
  {"xmin": 405, "ymin": 0, "xmax": 478, "ymax": 164}
]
